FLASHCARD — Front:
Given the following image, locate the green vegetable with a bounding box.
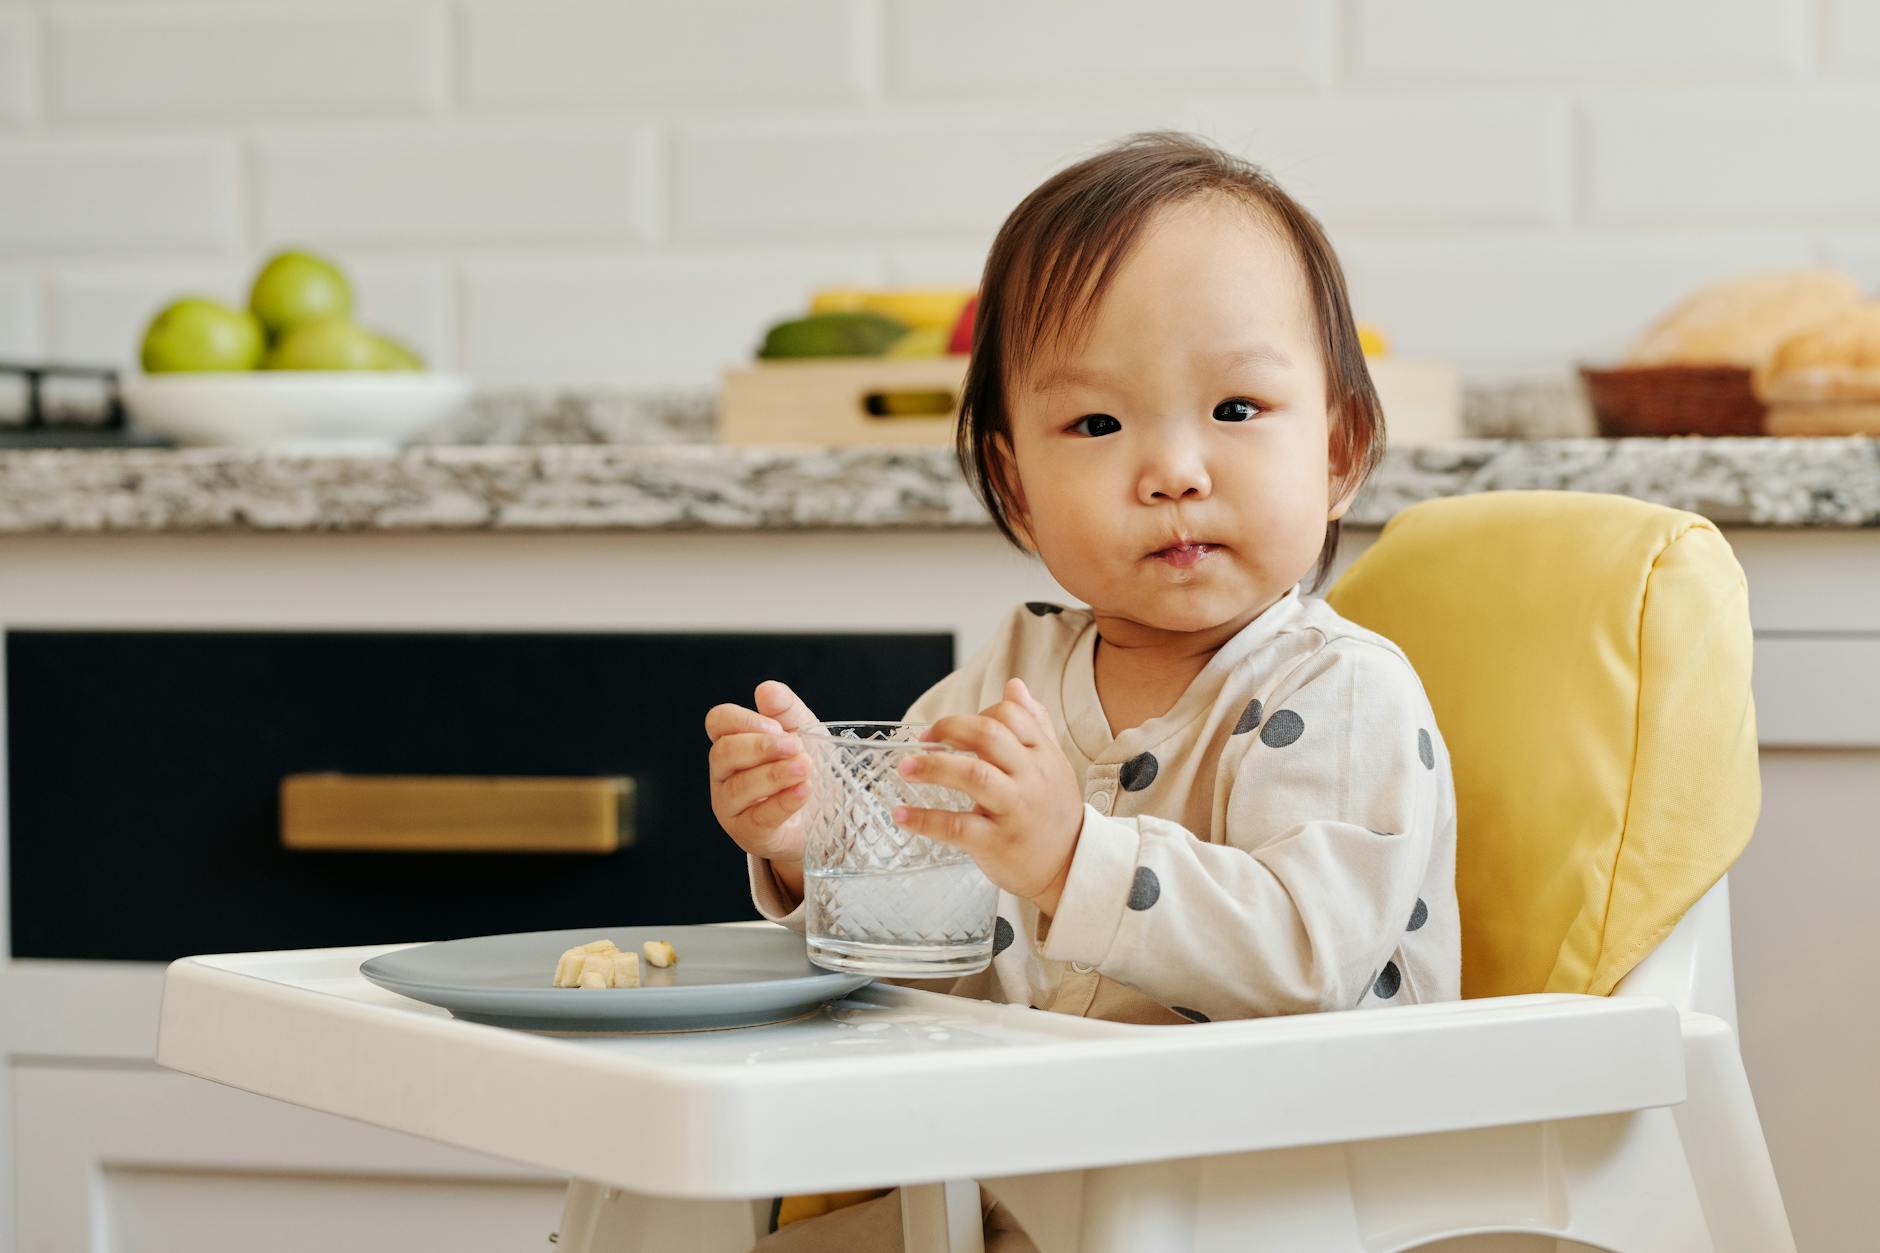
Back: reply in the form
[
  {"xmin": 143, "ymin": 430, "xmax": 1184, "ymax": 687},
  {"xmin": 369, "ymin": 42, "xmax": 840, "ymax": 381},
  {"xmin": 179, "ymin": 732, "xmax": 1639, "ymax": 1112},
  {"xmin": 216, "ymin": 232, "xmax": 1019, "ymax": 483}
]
[{"xmin": 759, "ymin": 312, "xmax": 910, "ymax": 359}]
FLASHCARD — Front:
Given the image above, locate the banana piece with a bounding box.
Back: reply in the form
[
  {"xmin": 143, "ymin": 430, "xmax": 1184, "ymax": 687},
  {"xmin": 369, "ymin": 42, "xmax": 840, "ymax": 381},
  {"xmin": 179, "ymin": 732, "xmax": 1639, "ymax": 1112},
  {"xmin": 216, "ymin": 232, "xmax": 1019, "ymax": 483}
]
[
  {"xmin": 585, "ymin": 951, "xmax": 639, "ymax": 988},
  {"xmin": 553, "ymin": 947, "xmax": 587, "ymax": 988},
  {"xmin": 555, "ymin": 938, "xmax": 621, "ymax": 987},
  {"xmin": 553, "ymin": 937, "xmax": 658, "ymax": 987}
]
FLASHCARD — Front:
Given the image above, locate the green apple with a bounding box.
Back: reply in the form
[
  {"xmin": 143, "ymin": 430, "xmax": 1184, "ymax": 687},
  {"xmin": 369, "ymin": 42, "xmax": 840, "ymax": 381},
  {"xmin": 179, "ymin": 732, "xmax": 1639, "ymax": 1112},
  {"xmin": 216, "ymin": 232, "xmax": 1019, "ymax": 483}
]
[
  {"xmin": 140, "ymin": 297, "xmax": 266, "ymax": 372},
  {"xmin": 249, "ymin": 249, "xmax": 352, "ymax": 336},
  {"xmin": 262, "ymin": 317, "xmax": 384, "ymax": 371},
  {"xmin": 370, "ymin": 331, "xmax": 424, "ymax": 371}
]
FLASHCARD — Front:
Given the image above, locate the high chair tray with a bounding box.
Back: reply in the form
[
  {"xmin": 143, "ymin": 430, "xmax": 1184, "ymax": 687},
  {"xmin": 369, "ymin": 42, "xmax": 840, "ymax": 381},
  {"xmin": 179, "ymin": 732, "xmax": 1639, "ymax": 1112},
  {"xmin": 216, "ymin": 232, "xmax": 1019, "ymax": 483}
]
[
  {"xmin": 359, "ymin": 924, "xmax": 871, "ymax": 1033},
  {"xmin": 158, "ymin": 924, "xmax": 1687, "ymax": 1200}
]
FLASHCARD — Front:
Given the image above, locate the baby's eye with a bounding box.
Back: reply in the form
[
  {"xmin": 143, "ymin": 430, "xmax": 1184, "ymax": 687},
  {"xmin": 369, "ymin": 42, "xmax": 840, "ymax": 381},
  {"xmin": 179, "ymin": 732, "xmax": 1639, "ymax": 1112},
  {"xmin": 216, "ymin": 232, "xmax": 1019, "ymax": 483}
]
[
  {"xmin": 1213, "ymin": 398, "xmax": 1262, "ymax": 423},
  {"xmin": 1069, "ymin": 413, "xmax": 1121, "ymax": 437}
]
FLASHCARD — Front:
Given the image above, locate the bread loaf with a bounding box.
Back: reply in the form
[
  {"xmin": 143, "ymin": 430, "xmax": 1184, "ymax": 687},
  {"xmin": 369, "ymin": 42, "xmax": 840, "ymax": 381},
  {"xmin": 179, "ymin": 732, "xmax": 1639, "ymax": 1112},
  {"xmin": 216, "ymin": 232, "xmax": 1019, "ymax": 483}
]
[
  {"xmin": 1764, "ymin": 403, "xmax": 1880, "ymax": 436},
  {"xmin": 1756, "ymin": 303, "xmax": 1880, "ymax": 403},
  {"xmin": 1626, "ymin": 268, "xmax": 1862, "ymax": 368}
]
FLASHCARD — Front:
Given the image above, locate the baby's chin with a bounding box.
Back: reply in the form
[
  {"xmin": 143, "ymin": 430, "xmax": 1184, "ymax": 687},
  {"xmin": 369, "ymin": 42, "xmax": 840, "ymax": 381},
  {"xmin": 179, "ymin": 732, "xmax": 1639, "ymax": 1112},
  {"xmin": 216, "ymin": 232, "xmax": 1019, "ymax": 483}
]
[{"xmin": 1089, "ymin": 589, "xmax": 1270, "ymax": 638}]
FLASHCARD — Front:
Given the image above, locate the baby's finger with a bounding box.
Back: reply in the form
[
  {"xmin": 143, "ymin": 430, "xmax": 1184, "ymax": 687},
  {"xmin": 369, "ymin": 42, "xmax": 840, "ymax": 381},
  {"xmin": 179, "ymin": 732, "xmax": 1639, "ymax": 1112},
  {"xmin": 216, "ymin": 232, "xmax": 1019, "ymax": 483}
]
[
  {"xmin": 1009, "ymin": 677, "xmax": 1053, "ymax": 726},
  {"xmin": 709, "ymin": 731, "xmax": 801, "ymax": 784},
  {"xmin": 721, "ymin": 756, "xmax": 812, "ymax": 815},
  {"xmin": 706, "ymin": 702, "xmax": 782, "ymax": 742},
  {"xmin": 924, "ymin": 713, "xmax": 1025, "ymax": 772},
  {"xmin": 899, "ymin": 746, "xmax": 1011, "ymax": 813},
  {"xmin": 892, "ymin": 803, "xmax": 993, "ymax": 851},
  {"xmin": 983, "ymin": 693, "xmax": 1044, "ymax": 748},
  {"xmin": 754, "ymin": 681, "xmax": 821, "ymax": 734},
  {"xmin": 737, "ymin": 781, "xmax": 812, "ymax": 834}
]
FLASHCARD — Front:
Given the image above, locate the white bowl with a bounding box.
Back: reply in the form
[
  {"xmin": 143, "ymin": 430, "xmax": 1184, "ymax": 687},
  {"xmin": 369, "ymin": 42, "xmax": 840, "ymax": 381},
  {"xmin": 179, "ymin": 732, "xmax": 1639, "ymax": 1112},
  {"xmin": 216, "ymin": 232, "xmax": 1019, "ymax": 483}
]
[{"xmin": 121, "ymin": 372, "xmax": 474, "ymax": 450}]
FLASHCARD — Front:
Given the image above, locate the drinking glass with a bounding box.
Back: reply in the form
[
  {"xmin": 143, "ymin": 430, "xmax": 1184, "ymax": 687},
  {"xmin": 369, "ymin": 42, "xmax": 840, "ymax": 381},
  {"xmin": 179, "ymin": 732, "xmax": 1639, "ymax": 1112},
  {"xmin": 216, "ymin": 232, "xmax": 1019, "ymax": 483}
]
[{"xmin": 798, "ymin": 721, "xmax": 999, "ymax": 977}]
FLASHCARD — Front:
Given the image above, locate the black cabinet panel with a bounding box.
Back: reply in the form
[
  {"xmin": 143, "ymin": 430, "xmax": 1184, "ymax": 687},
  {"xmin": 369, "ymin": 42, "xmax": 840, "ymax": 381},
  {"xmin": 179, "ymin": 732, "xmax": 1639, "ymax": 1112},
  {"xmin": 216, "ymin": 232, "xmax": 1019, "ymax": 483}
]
[{"xmin": 8, "ymin": 630, "xmax": 952, "ymax": 961}]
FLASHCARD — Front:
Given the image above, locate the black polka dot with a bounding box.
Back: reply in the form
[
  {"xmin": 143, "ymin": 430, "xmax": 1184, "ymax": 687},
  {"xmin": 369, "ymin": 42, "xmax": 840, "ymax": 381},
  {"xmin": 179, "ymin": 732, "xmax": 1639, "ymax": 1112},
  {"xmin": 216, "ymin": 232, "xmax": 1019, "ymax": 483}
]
[
  {"xmin": 1260, "ymin": 709, "xmax": 1304, "ymax": 748},
  {"xmin": 1368, "ymin": 829, "xmax": 1396, "ymax": 839},
  {"xmin": 1418, "ymin": 728, "xmax": 1434, "ymax": 770},
  {"xmin": 1373, "ymin": 961, "xmax": 1402, "ymax": 999},
  {"xmin": 1407, "ymin": 899, "xmax": 1428, "ymax": 932},
  {"xmin": 1025, "ymin": 601, "xmax": 1064, "ymax": 616},
  {"xmin": 1231, "ymin": 698, "xmax": 1264, "ymax": 735},
  {"xmin": 1172, "ymin": 1006, "xmax": 1210, "ymax": 1023},
  {"xmin": 1126, "ymin": 866, "xmax": 1160, "ymax": 910},
  {"xmin": 1120, "ymin": 751, "xmax": 1158, "ymax": 791},
  {"xmin": 992, "ymin": 916, "xmax": 1015, "ymax": 956}
]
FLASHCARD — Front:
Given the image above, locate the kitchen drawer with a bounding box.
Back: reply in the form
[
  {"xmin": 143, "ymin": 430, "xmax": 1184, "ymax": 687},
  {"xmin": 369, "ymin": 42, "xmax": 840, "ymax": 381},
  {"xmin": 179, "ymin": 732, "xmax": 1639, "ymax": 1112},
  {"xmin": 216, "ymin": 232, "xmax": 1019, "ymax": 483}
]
[
  {"xmin": 1751, "ymin": 634, "xmax": 1880, "ymax": 748},
  {"xmin": 6, "ymin": 629, "xmax": 951, "ymax": 961}
]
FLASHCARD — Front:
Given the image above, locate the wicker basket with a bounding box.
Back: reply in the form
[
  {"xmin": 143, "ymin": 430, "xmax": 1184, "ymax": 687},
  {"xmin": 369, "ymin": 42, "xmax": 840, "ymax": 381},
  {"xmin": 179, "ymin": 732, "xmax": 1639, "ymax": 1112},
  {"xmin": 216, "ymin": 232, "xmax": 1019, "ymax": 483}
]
[{"xmin": 1578, "ymin": 364, "xmax": 1765, "ymax": 437}]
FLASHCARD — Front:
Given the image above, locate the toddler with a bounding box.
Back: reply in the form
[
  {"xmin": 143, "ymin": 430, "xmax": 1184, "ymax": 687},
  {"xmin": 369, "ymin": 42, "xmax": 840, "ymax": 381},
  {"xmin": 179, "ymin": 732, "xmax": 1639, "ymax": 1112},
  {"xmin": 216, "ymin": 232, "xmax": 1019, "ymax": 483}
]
[{"xmin": 705, "ymin": 131, "xmax": 1458, "ymax": 1249}]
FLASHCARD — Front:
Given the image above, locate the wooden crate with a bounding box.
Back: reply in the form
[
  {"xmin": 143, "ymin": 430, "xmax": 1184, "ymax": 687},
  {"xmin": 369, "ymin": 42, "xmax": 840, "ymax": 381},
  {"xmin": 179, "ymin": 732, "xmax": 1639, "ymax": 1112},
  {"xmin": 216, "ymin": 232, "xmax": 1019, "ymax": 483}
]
[
  {"xmin": 719, "ymin": 357, "xmax": 967, "ymax": 446},
  {"xmin": 717, "ymin": 355, "xmax": 1461, "ymax": 446}
]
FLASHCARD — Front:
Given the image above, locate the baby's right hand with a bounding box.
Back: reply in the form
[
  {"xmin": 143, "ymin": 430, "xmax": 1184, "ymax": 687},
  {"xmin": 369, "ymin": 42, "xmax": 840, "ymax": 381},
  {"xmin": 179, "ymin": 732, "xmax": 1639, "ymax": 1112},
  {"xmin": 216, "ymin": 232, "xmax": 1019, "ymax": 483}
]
[{"xmin": 705, "ymin": 680, "xmax": 820, "ymax": 867}]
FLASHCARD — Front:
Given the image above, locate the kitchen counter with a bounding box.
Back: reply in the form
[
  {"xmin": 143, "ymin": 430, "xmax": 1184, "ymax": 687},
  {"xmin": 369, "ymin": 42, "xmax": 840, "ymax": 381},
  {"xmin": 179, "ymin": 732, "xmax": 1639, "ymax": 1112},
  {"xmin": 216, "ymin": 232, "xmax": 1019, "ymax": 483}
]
[{"xmin": 0, "ymin": 435, "xmax": 1875, "ymax": 534}]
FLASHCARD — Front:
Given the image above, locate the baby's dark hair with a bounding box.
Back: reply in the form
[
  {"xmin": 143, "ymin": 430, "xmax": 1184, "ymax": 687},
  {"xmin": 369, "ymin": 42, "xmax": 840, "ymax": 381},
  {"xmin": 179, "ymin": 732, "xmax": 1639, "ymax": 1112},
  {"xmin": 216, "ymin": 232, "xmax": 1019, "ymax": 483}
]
[{"xmin": 955, "ymin": 131, "xmax": 1386, "ymax": 594}]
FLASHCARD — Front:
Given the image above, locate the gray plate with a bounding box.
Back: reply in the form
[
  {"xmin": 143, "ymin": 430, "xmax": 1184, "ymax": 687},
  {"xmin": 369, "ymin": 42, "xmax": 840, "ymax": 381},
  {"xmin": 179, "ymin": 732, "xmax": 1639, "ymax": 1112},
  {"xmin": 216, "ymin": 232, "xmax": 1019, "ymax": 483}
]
[{"xmin": 359, "ymin": 925, "xmax": 872, "ymax": 1034}]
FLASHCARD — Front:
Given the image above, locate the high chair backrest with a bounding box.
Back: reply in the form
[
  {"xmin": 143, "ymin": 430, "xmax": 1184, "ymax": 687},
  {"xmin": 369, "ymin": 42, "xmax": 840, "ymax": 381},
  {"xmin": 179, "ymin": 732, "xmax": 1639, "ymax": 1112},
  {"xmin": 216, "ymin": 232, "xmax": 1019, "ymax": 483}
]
[{"xmin": 1326, "ymin": 490, "xmax": 1760, "ymax": 1000}]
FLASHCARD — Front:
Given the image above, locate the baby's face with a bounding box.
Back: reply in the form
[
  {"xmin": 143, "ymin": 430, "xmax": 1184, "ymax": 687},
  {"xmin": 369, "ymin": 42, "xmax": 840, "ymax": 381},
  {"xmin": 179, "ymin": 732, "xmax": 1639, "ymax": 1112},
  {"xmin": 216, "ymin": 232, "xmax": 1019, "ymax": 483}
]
[{"xmin": 1003, "ymin": 195, "xmax": 1354, "ymax": 638}]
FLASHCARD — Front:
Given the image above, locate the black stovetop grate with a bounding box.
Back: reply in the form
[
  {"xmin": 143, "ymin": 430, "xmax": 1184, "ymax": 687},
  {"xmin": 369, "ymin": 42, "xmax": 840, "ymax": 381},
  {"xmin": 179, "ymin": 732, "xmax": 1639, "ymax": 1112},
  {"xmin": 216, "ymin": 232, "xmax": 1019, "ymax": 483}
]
[{"xmin": 0, "ymin": 361, "xmax": 171, "ymax": 448}]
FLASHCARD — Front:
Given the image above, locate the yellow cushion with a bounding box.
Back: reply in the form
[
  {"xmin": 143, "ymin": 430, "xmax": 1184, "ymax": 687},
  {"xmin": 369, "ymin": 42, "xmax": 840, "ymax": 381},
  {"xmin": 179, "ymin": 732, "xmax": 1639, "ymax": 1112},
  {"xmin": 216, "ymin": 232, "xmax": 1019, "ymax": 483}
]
[
  {"xmin": 1327, "ymin": 490, "xmax": 1760, "ymax": 997},
  {"xmin": 773, "ymin": 1188, "xmax": 893, "ymax": 1231}
]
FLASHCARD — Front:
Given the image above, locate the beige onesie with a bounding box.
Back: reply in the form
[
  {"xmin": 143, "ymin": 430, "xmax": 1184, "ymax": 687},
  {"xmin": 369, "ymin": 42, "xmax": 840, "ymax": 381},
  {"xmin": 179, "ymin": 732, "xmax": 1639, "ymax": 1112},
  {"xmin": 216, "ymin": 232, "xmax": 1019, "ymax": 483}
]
[{"xmin": 752, "ymin": 583, "xmax": 1460, "ymax": 1024}]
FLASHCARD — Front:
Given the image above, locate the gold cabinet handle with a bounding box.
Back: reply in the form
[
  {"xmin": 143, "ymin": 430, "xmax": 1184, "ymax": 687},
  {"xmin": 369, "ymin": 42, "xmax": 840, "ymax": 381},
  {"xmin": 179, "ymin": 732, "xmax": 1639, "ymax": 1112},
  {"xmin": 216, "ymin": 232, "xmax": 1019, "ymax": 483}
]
[{"xmin": 281, "ymin": 774, "xmax": 633, "ymax": 854}]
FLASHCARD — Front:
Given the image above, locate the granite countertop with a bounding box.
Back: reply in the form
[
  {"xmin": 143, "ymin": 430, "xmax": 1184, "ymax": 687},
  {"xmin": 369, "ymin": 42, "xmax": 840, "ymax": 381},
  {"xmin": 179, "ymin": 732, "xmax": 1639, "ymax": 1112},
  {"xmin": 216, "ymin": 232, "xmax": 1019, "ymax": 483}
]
[
  {"xmin": 0, "ymin": 385, "xmax": 1875, "ymax": 533},
  {"xmin": 2, "ymin": 436, "xmax": 1875, "ymax": 534}
]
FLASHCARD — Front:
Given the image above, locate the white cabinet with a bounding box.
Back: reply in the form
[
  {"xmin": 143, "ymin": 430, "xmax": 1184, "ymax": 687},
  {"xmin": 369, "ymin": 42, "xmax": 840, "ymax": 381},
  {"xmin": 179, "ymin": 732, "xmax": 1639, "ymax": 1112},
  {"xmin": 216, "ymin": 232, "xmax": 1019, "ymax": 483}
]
[
  {"xmin": 13, "ymin": 1066, "xmax": 563, "ymax": 1253},
  {"xmin": 3, "ymin": 524, "xmax": 1875, "ymax": 1252}
]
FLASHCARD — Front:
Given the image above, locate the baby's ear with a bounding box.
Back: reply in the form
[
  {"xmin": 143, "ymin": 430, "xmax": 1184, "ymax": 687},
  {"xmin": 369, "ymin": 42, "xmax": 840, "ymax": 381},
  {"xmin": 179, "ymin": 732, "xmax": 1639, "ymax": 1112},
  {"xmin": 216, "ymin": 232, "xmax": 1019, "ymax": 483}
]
[
  {"xmin": 1325, "ymin": 417, "xmax": 1369, "ymax": 522},
  {"xmin": 991, "ymin": 433, "xmax": 1036, "ymax": 548}
]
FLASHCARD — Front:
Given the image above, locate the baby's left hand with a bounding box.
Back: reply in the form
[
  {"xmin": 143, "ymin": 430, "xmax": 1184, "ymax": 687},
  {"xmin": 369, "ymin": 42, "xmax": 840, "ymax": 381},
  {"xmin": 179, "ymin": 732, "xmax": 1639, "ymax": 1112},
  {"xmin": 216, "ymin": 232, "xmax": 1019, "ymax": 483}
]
[{"xmin": 894, "ymin": 678, "xmax": 1083, "ymax": 916}]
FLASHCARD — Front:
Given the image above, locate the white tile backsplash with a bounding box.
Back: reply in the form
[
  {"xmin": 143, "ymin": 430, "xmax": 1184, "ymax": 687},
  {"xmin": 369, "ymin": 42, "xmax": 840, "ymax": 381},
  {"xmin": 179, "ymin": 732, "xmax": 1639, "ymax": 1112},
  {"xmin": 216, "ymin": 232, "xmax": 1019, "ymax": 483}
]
[
  {"xmin": 1350, "ymin": 0, "xmax": 1807, "ymax": 82},
  {"xmin": 1586, "ymin": 90, "xmax": 1880, "ymax": 223},
  {"xmin": 255, "ymin": 123, "xmax": 658, "ymax": 247},
  {"xmin": 460, "ymin": 251, "xmax": 883, "ymax": 387},
  {"xmin": 886, "ymin": 0, "xmax": 1330, "ymax": 95},
  {"xmin": 0, "ymin": 0, "xmax": 1874, "ymax": 379},
  {"xmin": 342, "ymin": 258, "xmax": 456, "ymax": 371},
  {"xmin": 884, "ymin": 247, "xmax": 993, "ymax": 287},
  {"xmin": 0, "ymin": 7, "xmax": 34, "ymax": 125},
  {"xmin": 0, "ymin": 138, "xmax": 241, "ymax": 255},
  {"xmin": 460, "ymin": 0, "xmax": 872, "ymax": 109},
  {"xmin": 1820, "ymin": 234, "xmax": 1880, "ymax": 293},
  {"xmin": 46, "ymin": 2, "xmax": 447, "ymax": 121},
  {"xmin": 0, "ymin": 270, "xmax": 40, "ymax": 357},
  {"xmin": 1189, "ymin": 95, "xmax": 1571, "ymax": 227},
  {"xmin": 1335, "ymin": 231, "xmax": 1816, "ymax": 370},
  {"xmin": 671, "ymin": 111, "xmax": 1185, "ymax": 241},
  {"xmin": 1824, "ymin": 0, "xmax": 1880, "ymax": 75}
]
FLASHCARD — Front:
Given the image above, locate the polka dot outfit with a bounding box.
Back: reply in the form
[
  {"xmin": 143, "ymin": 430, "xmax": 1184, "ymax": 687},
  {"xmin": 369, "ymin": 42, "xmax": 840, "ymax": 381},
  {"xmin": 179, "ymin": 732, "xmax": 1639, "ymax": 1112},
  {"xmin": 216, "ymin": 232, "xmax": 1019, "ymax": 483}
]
[{"xmin": 751, "ymin": 585, "xmax": 1459, "ymax": 1025}]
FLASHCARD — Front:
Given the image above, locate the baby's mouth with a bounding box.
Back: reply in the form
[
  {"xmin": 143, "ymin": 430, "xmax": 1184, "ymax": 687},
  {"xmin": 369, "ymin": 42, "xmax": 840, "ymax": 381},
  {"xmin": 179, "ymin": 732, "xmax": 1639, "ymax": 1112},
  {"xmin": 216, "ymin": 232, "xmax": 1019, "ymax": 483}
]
[{"xmin": 1152, "ymin": 542, "xmax": 1218, "ymax": 569}]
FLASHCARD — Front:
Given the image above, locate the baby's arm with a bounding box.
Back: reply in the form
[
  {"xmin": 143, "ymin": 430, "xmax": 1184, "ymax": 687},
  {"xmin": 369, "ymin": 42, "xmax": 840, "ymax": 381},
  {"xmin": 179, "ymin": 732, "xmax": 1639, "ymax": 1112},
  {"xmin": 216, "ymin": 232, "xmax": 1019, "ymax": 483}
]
[{"xmin": 1041, "ymin": 641, "xmax": 1446, "ymax": 1018}]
